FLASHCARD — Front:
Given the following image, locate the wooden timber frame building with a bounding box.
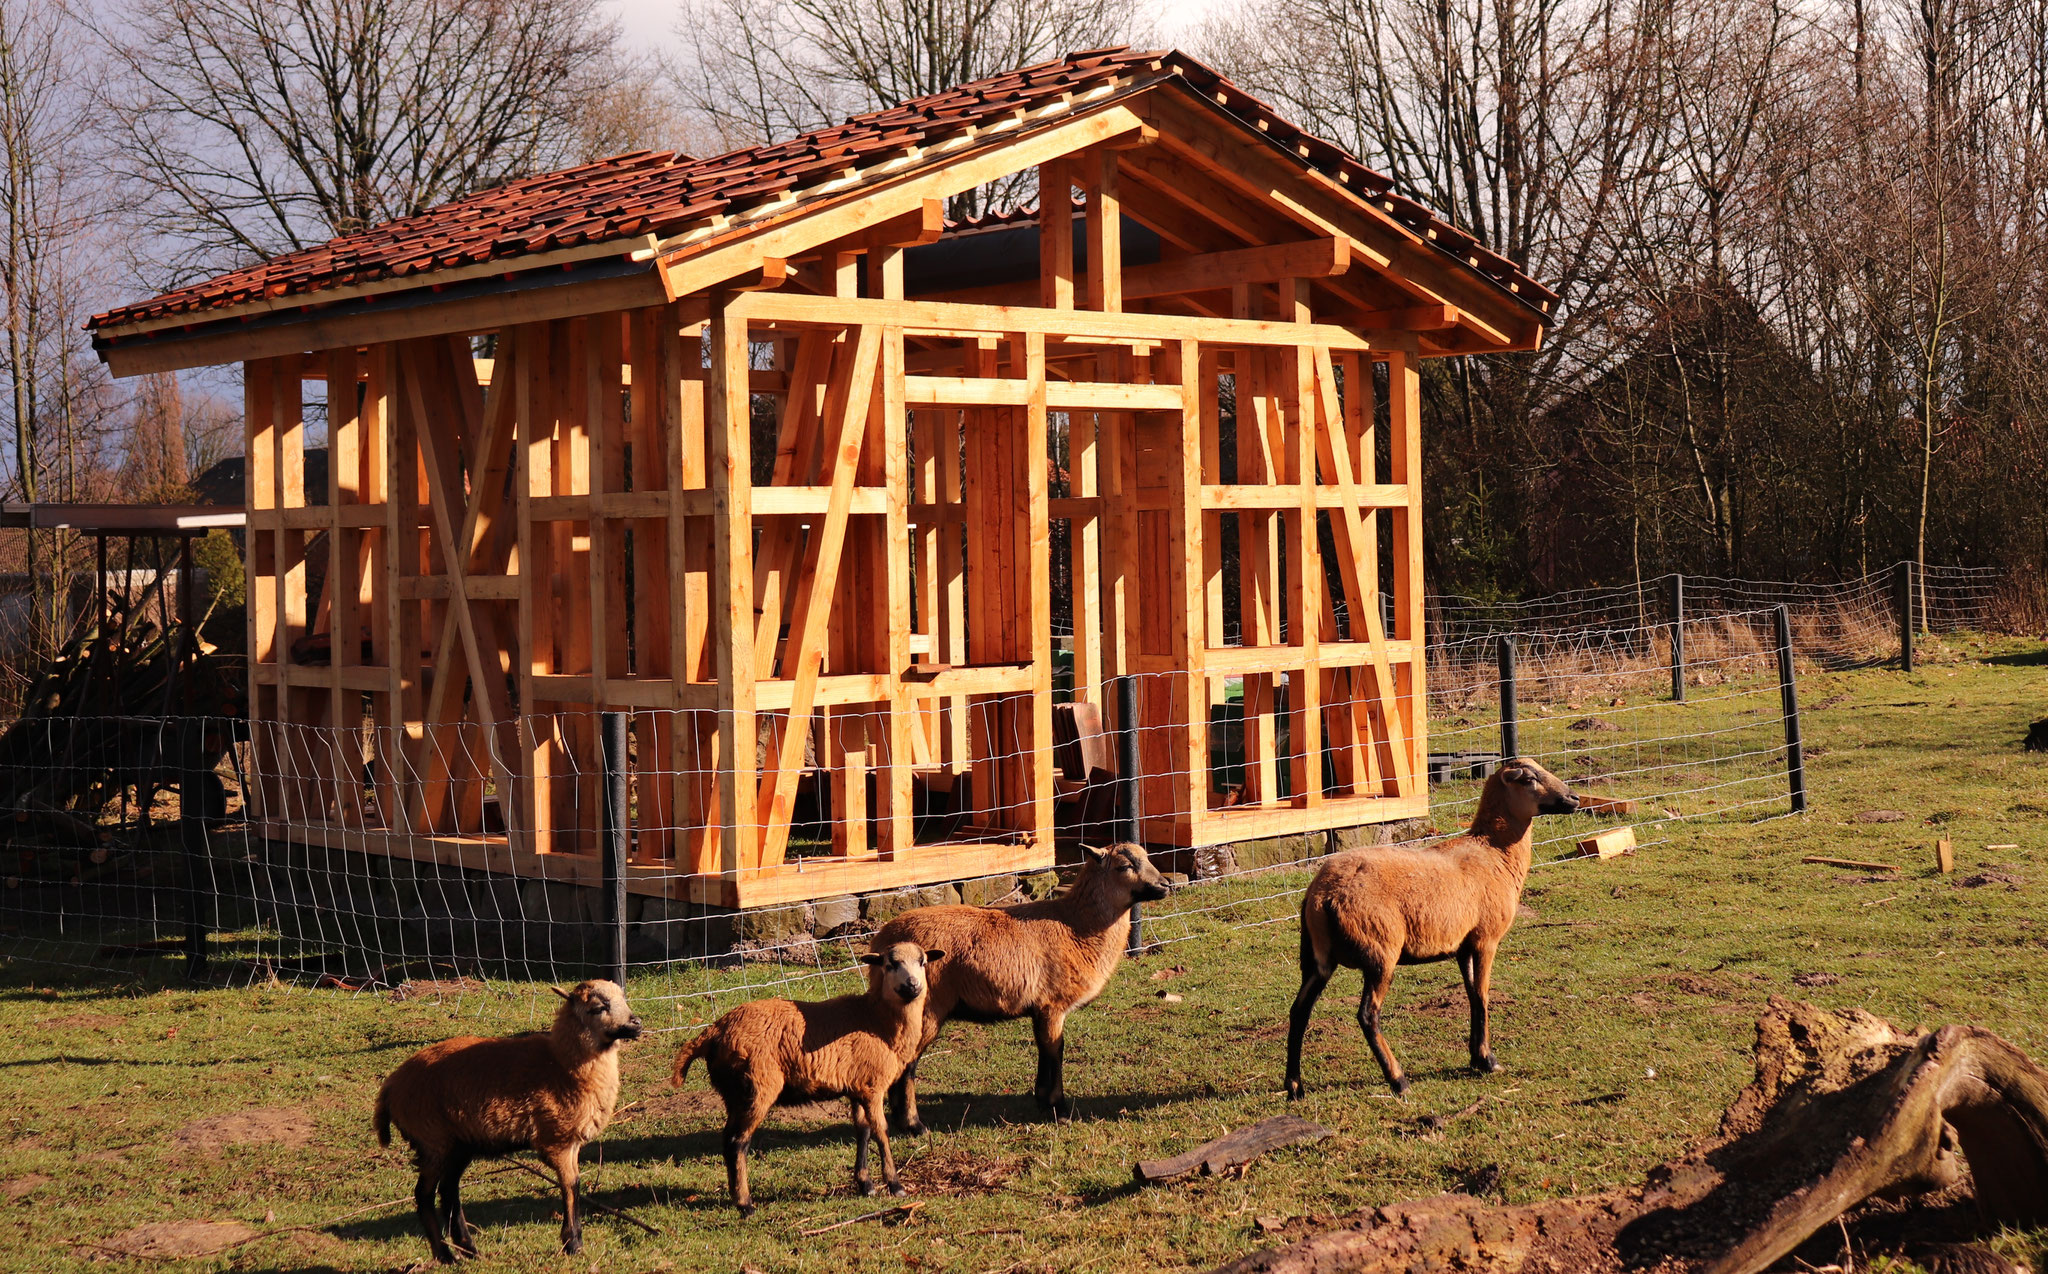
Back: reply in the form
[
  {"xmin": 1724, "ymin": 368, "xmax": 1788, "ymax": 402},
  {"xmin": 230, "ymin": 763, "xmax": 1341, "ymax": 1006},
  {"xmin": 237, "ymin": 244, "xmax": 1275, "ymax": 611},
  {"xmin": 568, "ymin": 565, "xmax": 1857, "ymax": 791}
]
[{"xmin": 89, "ymin": 49, "xmax": 1554, "ymax": 910}]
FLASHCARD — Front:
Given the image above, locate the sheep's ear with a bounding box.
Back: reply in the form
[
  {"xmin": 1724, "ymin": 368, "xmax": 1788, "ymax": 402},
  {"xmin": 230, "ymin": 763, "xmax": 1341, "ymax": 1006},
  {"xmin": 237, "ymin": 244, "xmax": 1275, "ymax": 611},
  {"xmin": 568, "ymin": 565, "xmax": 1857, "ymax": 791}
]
[
  {"xmin": 857, "ymin": 953, "xmax": 883, "ymax": 966},
  {"xmin": 1082, "ymin": 843, "xmax": 1109, "ymax": 861},
  {"xmin": 924, "ymin": 949, "xmax": 945, "ymax": 964},
  {"xmin": 551, "ymin": 986, "xmax": 572, "ymax": 1000}
]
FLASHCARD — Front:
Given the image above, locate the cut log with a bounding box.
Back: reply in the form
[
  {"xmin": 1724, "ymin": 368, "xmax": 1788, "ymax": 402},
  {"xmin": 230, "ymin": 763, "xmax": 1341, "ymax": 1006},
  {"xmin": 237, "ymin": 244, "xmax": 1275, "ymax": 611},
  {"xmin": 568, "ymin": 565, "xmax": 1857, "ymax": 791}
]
[
  {"xmin": 1215, "ymin": 998, "xmax": 2048, "ymax": 1274},
  {"xmin": 1577, "ymin": 827, "xmax": 1635, "ymax": 859},
  {"xmin": 1135, "ymin": 1116, "xmax": 1331, "ymax": 1184},
  {"xmin": 1936, "ymin": 837, "xmax": 1955, "ymax": 874}
]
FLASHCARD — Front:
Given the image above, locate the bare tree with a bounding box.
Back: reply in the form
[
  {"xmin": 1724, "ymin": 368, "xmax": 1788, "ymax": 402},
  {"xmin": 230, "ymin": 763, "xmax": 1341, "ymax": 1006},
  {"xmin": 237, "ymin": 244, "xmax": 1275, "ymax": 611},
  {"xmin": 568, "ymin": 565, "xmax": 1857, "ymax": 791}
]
[
  {"xmin": 670, "ymin": 0, "xmax": 1142, "ymax": 215},
  {"xmin": 0, "ymin": 0, "xmax": 118, "ymax": 662},
  {"xmin": 95, "ymin": 0, "xmax": 628, "ymax": 283}
]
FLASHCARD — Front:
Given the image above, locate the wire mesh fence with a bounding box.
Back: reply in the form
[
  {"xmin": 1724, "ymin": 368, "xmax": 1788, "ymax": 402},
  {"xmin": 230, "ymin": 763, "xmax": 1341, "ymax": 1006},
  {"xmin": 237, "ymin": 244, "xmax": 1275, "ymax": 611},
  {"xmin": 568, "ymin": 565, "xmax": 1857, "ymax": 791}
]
[{"xmin": 0, "ymin": 565, "xmax": 1998, "ymax": 1032}]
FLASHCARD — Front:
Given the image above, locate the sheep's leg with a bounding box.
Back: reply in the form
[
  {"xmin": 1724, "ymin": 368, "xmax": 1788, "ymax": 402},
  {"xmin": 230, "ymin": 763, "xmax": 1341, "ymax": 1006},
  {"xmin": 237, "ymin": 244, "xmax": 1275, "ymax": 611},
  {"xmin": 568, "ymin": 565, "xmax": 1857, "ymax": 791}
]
[
  {"xmin": 724, "ymin": 1081, "xmax": 776, "ymax": 1218},
  {"xmin": 438, "ymin": 1150, "xmax": 476, "ymax": 1257},
  {"xmin": 866, "ymin": 1093, "xmax": 904, "ymax": 1196},
  {"xmin": 1358, "ymin": 961, "xmax": 1410, "ymax": 1096},
  {"xmin": 1032, "ymin": 1008, "xmax": 1073, "ymax": 1120},
  {"xmin": 412, "ymin": 1155, "xmax": 458, "ymax": 1265},
  {"xmin": 1463, "ymin": 941, "xmax": 1501, "ymax": 1073},
  {"xmin": 891, "ymin": 1012, "xmax": 945, "ymax": 1135},
  {"xmin": 1285, "ymin": 941, "xmax": 1334, "ymax": 1101},
  {"xmin": 850, "ymin": 1097, "xmax": 875, "ymax": 1195},
  {"xmin": 546, "ymin": 1146, "xmax": 584, "ymax": 1255}
]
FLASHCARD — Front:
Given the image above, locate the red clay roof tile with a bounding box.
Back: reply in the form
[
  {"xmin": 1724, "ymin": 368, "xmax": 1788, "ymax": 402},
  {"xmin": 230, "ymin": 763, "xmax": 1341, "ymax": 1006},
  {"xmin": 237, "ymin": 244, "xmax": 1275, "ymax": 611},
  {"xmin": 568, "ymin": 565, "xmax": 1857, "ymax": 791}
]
[{"xmin": 91, "ymin": 48, "xmax": 1554, "ymax": 332}]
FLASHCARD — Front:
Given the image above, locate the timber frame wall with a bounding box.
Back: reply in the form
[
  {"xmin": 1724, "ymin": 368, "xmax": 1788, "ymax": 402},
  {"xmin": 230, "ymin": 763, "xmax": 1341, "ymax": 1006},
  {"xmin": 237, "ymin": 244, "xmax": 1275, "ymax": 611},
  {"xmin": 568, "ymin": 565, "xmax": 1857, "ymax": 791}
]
[{"xmin": 216, "ymin": 109, "xmax": 1517, "ymax": 909}]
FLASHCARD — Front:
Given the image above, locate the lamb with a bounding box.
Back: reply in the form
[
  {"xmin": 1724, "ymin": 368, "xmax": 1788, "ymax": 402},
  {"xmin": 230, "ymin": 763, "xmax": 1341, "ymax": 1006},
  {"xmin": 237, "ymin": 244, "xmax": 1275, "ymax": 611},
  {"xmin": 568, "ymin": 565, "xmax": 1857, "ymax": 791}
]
[
  {"xmin": 871, "ymin": 842, "xmax": 1172, "ymax": 1131},
  {"xmin": 671, "ymin": 941, "xmax": 942, "ymax": 1216},
  {"xmin": 373, "ymin": 979, "xmax": 642, "ymax": 1263},
  {"xmin": 1285, "ymin": 758, "xmax": 1578, "ymax": 1099}
]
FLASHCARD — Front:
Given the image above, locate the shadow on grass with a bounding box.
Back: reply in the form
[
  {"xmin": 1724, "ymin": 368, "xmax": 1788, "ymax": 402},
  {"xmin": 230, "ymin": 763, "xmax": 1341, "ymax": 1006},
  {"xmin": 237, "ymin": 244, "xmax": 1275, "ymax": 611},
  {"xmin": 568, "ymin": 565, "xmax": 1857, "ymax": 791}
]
[{"xmin": 1987, "ymin": 647, "xmax": 2048, "ymax": 666}]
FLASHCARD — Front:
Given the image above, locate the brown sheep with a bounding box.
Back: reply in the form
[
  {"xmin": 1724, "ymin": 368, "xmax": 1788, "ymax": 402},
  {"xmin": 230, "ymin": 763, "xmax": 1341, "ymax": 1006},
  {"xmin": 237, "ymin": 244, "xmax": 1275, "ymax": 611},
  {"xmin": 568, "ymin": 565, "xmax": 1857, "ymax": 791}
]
[
  {"xmin": 1285, "ymin": 758, "xmax": 1578, "ymax": 1099},
  {"xmin": 871, "ymin": 842, "xmax": 1172, "ymax": 1131},
  {"xmin": 671, "ymin": 941, "xmax": 942, "ymax": 1216},
  {"xmin": 374, "ymin": 980, "xmax": 642, "ymax": 1263}
]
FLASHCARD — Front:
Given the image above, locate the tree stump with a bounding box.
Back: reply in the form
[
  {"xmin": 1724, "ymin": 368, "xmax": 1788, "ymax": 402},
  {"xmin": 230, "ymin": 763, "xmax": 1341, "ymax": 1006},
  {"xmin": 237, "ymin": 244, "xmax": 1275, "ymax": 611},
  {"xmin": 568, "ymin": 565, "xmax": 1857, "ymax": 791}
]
[{"xmin": 1217, "ymin": 998, "xmax": 2048, "ymax": 1274}]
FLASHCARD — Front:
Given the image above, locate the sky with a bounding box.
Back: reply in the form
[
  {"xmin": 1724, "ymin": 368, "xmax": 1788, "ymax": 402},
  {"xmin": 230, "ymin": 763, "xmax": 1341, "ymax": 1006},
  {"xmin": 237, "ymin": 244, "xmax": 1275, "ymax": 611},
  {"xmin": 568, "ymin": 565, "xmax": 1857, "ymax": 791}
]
[{"xmin": 600, "ymin": 0, "xmax": 1224, "ymax": 61}]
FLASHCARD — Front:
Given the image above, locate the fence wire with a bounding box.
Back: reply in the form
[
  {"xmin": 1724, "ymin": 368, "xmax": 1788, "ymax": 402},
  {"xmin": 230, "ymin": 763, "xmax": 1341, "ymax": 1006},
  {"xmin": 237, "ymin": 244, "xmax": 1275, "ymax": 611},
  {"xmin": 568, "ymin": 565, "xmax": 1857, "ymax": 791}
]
[{"xmin": 0, "ymin": 569, "xmax": 1989, "ymax": 1033}]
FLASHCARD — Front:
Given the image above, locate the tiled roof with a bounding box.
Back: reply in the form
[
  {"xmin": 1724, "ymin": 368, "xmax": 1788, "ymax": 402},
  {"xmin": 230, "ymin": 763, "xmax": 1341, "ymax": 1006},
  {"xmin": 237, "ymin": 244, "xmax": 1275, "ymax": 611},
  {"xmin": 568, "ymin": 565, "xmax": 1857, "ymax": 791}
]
[{"xmin": 91, "ymin": 48, "xmax": 1554, "ymax": 333}]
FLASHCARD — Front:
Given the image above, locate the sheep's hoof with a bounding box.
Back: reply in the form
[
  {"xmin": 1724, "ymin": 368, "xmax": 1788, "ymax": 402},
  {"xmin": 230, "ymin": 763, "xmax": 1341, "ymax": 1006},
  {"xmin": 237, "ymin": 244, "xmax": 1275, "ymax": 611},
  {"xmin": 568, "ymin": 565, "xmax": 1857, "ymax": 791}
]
[
  {"xmin": 900, "ymin": 1117, "xmax": 927, "ymax": 1137},
  {"xmin": 887, "ymin": 1182, "xmax": 907, "ymax": 1197},
  {"xmin": 561, "ymin": 1235, "xmax": 583, "ymax": 1256},
  {"xmin": 736, "ymin": 1203, "xmax": 756, "ymax": 1219},
  {"xmin": 1473, "ymin": 1053, "xmax": 1501, "ymax": 1074},
  {"xmin": 1390, "ymin": 1076, "xmax": 1412, "ymax": 1097},
  {"xmin": 1285, "ymin": 1078, "xmax": 1305, "ymax": 1101}
]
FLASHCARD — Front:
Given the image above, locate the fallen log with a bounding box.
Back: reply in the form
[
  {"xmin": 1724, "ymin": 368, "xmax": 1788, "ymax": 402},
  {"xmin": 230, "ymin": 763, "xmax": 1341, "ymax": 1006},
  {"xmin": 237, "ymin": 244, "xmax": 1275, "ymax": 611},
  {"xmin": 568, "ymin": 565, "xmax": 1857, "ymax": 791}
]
[
  {"xmin": 1216, "ymin": 998, "xmax": 2048, "ymax": 1274},
  {"xmin": 1802, "ymin": 855, "xmax": 1900, "ymax": 872},
  {"xmin": 1136, "ymin": 1116, "xmax": 1332, "ymax": 1184}
]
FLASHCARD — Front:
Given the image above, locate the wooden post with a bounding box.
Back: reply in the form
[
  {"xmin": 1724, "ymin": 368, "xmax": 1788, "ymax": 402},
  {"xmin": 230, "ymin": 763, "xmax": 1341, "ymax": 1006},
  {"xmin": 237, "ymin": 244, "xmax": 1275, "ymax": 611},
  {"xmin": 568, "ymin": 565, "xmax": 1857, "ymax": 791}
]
[
  {"xmin": 708, "ymin": 296, "xmax": 758, "ymax": 879},
  {"xmin": 178, "ymin": 534, "xmax": 207, "ymax": 975},
  {"xmin": 1895, "ymin": 560, "xmax": 1915, "ymax": 671},
  {"xmin": 1497, "ymin": 635, "xmax": 1519, "ymax": 761},
  {"xmin": 1669, "ymin": 573, "xmax": 1687, "ymax": 702},
  {"xmin": 1774, "ymin": 603, "xmax": 1807, "ymax": 814}
]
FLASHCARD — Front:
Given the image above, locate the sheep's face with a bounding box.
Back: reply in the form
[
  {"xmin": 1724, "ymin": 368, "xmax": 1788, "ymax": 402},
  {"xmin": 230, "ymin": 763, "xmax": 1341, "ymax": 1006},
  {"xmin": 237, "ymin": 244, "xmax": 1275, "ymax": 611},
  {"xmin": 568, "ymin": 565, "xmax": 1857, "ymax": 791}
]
[
  {"xmin": 556, "ymin": 980, "xmax": 643, "ymax": 1046},
  {"xmin": 860, "ymin": 942, "xmax": 943, "ymax": 1005},
  {"xmin": 1093, "ymin": 843, "xmax": 1173, "ymax": 903},
  {"xmin": 1498, "ymin": 758, "xmax": 1579, "ymax": 819}
]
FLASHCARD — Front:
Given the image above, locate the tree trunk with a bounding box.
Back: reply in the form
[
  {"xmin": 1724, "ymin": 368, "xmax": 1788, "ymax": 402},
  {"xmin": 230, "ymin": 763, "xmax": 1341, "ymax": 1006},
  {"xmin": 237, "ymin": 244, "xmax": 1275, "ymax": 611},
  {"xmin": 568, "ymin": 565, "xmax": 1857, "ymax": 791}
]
[{"xmin": 1217, "ymin": 998, "xmax": 2048, "ymax": 1274}]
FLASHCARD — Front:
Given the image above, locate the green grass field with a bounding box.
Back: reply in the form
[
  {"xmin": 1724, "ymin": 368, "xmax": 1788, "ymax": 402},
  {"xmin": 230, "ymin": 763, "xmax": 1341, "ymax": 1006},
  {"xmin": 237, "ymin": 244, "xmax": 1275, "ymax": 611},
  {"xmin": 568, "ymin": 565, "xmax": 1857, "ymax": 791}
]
[{"xmin": 4, "ymin": 634, "xmax": 2045, "ymax": 1272}]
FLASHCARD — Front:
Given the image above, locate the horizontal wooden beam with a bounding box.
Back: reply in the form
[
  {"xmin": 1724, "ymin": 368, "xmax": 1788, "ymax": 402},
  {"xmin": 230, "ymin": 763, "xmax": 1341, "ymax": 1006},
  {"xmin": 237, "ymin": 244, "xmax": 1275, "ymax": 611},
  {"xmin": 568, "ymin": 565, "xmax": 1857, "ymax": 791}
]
[
  {"xmin": 1201, "ymin": 483, "xmax": 1411, "ymax": 510},
  {"xmin": 102, "ymin": 269, "xmax": 679, "ymax": 378},
  {"xmin": 905, "ymin": 375, "xmax": 1184, "ymax": 412},
  {"xmin": 729, "ymin": 290, "xmax": 1376, "ymax": 351}
]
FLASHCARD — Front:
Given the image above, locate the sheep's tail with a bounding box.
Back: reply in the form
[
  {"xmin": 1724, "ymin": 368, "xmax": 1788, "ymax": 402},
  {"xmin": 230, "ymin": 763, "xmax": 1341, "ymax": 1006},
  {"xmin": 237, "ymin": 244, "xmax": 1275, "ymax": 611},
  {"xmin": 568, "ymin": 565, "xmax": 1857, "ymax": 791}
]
[
  {"xmin": 670, "ymin": 1027, "xmax": 717, "ymax": 1087},
  {"xmin": 373, "ymin": 1085, "xmax": 392, "ymax": 1147}
]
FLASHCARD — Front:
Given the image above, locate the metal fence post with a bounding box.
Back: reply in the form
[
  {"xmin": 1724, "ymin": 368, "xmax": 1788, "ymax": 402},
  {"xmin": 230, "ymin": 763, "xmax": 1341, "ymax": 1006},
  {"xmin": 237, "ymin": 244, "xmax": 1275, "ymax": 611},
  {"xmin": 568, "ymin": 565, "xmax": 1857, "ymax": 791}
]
[
  {"xmin": 1496, "ymin": 635, "xmax": 1519, "ymax": 760},
  {"xmin": 599, "ymin": 711, "xmax": 629, "ymax": 987},
  {"xmin": 176, "ymin": 542, "xmax": 207, "ymax": 977},
  {"xmin": 1116, "ymin": 674, "xmax": 1142, "ymax": 956},
  {"xmin": 1894, "ymin": 560, "xmax": 1915, "ymax": 671},
  {"xmin": 1668, "ymin": 574, "xmax": 1686, "ymax": 702},
  {"xmin": 179, "ymin": 718, "xmax": 208, "ymax": 977},
  {"xmin": 1774, "ymin": 604, "xmax": 1807, "ymax": 814}
]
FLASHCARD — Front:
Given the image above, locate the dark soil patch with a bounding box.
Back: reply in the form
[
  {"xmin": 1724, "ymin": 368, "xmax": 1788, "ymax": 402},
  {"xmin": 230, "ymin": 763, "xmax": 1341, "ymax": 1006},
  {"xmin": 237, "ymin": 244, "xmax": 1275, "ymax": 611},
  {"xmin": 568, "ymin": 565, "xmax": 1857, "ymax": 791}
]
[
  {"xmin": 171, "ymin": 1109, "xmax": 315, "ymax": 1155},
  {"xmin": 1853, "ymin": 810, "xmax": 1908, "ymax": 823},
  {"xmin": 93, "ymin": 1220, "xmax": 257, "ymax": 1259},
  {"xmin": 1793, "ymin": 972, "xmax": 1841, "ymax": 987},
  {"xmin": 1568, "ymin": 717, "xmax": 1621, "ymax": 733},
  {"xmin": 900, "ymin": 1148, "xmax": 1026, "ymax": 1196}
]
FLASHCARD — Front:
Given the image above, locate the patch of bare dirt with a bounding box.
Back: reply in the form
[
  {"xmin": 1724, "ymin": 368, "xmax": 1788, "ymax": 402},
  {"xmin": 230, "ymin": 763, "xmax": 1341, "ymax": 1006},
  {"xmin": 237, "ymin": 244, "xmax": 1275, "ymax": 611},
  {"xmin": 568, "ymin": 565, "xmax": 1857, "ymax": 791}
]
[
  {"xmin": 1854, "ymin": 809, "xmax": 1908, "ymax": 823},
  {"xmin": 92, "ymin": 1221, "xmax": 256, "ymax": 1260},
  {"xmin": 613, "ymin": 1090, "xmax": 722, "ymax": 1127},
  {"xmin": 1411, "ymin": 988, "xmax": 1516, "ymax": 1017},
  {"xmin": 900, "ymin": 1148, "xmax": 1025, "ymax": 1196},
  {"xmin": 38, "ymin": 1013, "xmax": 124, "ymax": 1031},
  {"xmin": 388, "ymin": 978, "xmax": 484, "ymax": 1002},
  {"xmin": 171, "ymin": 1109, "xmax": 314, "ymax": 1155},
  {"xmin": 3, "ymin": 1174, "xmax": 50, "ymax": 1198},
  {"xmin": 1957, "ymin": 870, "xmax": 2023, "ymax": 889},
  {"xmin": 1794, "ymin": 972, "xmax": 1842, "ymax": 987},
  {"xmin": 1568, "ymin": 716, "xmax": 1621, "ymax": 733}
]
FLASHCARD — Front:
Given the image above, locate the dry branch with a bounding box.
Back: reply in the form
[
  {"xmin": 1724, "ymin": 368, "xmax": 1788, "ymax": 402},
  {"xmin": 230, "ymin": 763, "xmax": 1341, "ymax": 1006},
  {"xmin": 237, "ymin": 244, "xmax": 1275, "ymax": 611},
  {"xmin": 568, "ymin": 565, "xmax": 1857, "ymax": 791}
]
[
  {"xmin": 1136, "ymin": 1116, "xmax": 1332, "ymax": 1184},
  {"xmin": 1216, "ymin": 998, "xmax": 2048, "ymax": 1274}
]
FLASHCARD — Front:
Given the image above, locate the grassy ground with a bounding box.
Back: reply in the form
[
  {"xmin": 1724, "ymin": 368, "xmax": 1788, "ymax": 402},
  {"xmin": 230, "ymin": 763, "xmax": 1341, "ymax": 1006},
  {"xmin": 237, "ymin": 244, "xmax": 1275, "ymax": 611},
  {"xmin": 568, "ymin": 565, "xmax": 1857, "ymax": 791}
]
[{"xmin": 3, "ymin": 635, "xmax": 2046, "ymax": 1272}]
